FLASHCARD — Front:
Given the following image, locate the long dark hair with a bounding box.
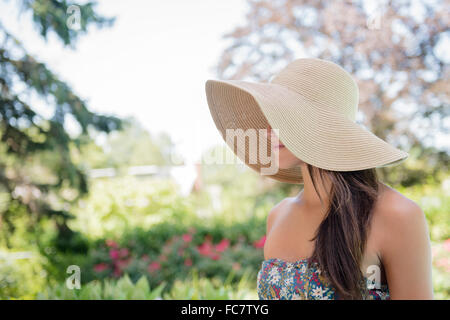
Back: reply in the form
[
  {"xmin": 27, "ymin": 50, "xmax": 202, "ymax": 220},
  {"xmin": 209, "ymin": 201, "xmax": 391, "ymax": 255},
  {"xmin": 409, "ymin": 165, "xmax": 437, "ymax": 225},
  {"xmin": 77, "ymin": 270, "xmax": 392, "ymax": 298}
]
[{"xmin": 305, "ymin": 163, "xmax": 380, "ymax": 299}]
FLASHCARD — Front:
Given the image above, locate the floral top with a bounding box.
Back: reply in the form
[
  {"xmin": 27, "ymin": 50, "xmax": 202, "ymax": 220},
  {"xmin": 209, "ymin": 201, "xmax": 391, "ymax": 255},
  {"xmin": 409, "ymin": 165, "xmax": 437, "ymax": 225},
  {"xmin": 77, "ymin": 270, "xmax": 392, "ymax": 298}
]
[{"xmin": 257, "ymin": 258, "xmax": 390, "ymax": 300}]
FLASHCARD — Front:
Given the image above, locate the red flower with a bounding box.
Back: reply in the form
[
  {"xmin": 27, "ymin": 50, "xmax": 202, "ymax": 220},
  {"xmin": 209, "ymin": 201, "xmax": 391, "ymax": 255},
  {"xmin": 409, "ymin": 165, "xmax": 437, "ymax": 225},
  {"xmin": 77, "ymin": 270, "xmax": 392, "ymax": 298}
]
[
  {"xmin": 215, "ymin": 239, "xmax": 230, "ymax": 252},
  {"xmin": 197, "ymin": 241, "xmax": 213, "ymax": 256},
  {"xmin": 253, "ymin": 235, "xmax": 266, "ymax": 249},
  {"xmin": 184, "ymin": 258, "xmax": 193, "ymax": 266},
  {"xmin": 109, "ymin": 249, "xmax": 120, "ymax": 260},
  {"xmin": 148, "ymin": 261, "xmax": 161, "ymax": 273},
  {"xmin": 182, "ymin": 233, "xmax": 193, "ymax": 243},
  {"xmin": 93, "ymin": 263, "xmax": 109, "ymax": 272},
  {"xmin": 105, "ymin": 239, "xmax": 118, "ymax": 248}
]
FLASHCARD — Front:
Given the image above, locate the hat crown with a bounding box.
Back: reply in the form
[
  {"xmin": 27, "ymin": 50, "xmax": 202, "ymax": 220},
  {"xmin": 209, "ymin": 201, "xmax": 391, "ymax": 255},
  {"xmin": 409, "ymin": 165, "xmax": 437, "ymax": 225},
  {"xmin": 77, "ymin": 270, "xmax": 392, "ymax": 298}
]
[{"xmin": 271, "ymin": 58, "xmax": 359, "ymax": 122}]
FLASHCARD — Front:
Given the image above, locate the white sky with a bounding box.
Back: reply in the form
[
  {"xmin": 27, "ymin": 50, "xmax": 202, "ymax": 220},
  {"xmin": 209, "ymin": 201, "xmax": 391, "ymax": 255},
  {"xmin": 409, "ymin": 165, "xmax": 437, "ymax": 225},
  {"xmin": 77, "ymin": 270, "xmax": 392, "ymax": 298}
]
[
  {"xmin": 0, "ymin": 0, "xmax": 448, "ymax": 166},
  {"xmin": 0, "ymin": 0, "xmax": 249, "ymax": 165}
]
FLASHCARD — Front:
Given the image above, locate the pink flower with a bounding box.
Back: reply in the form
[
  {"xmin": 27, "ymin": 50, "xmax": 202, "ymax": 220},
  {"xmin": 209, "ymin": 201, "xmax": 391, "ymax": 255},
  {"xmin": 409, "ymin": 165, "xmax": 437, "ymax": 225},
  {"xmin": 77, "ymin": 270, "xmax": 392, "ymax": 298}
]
[
  {"xmin": 253, "ymin": 235, "xmax": 266, "ymax": 249},
  {"xmin": 93, "ymin": 263, "xmax": 109, "ymax": 272},
  {"xmin": 109, "ymin": 249, "xmax": 120, "ymax": 260},
  {"xmin": 119, "ymin": 248, "xmax": 129, "ymax": 258},
  {"xmin": 184, "ymin": 258, "xmax": 193, "ymax": 267},
  {"xmin": 210, "ymin": 252, "xmax": 221, "ymax": 260},
  {"xmin": 215, "ymin": 239, "xmax": 230, "ymax": 252},
  {"xmin": 197, "ymin": 241, "xmax": 213, "ymax": 256},
  {"xmin": 116, "ymin": 258, "xmax": 131, "ymax": 269},
  {"xmin": 444, "ymin": 239, "xmax": 450, "ymax": 252},
  {"xmin": 148, "ymin": 261, "xmax": 161, "ymax": 273},
  {"xmin": 182, "ymin": 233, "xmax": 193, "ymax": 243},
  {"xmin": 105, "ymin": 239, "xmax": 118, "ymax": 248}
]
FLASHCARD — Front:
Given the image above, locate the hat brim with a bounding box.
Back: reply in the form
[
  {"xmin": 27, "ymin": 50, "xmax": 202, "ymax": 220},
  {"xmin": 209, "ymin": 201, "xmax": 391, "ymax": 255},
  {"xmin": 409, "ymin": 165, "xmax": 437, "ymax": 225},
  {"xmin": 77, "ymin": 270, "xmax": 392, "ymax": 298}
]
[{"xmin": 205, "ymin": 79, "xmax": 409, "ymax": 184}]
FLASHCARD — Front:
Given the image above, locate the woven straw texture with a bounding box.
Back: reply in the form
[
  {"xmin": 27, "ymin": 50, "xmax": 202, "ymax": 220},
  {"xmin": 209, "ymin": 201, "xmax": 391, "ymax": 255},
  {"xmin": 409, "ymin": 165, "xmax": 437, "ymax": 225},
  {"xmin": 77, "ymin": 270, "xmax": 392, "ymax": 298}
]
[{"xmin": 205, "ymin": 58, "xmax": 409, "ymax": 184}]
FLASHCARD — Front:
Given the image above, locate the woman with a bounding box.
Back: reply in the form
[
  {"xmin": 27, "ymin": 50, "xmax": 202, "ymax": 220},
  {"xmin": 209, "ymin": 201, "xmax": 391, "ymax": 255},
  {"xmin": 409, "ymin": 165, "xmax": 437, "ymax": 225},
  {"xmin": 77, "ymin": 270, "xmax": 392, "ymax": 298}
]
[{"xmin": 204, "ymin": 57, "xmax": 433, "ymax": 299}]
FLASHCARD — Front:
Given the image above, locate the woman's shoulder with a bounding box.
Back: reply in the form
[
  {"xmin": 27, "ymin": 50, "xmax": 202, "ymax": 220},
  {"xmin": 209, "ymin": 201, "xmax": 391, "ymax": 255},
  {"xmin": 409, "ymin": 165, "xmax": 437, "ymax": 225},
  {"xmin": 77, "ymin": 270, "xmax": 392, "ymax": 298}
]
[
  {"xmin": 374, "ymin": 184, "xmax": 425, "ymax": 224},
  {"xmin": 372, "ymin": 184, "xmax": 428, "ymax": 252}
]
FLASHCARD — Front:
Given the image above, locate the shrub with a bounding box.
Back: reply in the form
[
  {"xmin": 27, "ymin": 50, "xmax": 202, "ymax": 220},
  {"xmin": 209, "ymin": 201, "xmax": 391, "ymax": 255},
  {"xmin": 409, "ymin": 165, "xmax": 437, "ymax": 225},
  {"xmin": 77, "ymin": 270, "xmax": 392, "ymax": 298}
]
[{"xmin": 37, "ymin": 275, "xmax": 166, "ymax": 300}]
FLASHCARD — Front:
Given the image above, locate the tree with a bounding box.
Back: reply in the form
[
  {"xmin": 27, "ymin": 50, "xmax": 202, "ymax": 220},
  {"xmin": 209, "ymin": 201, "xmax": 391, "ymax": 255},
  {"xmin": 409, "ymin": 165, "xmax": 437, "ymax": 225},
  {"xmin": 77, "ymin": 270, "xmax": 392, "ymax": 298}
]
[
  {"xmin": 212, "ymin": 0, "xmax": 449, "ymax": 186},
  {"xmin": 0, "ymin": 0, "xmax": 122, "ymax": 247}
]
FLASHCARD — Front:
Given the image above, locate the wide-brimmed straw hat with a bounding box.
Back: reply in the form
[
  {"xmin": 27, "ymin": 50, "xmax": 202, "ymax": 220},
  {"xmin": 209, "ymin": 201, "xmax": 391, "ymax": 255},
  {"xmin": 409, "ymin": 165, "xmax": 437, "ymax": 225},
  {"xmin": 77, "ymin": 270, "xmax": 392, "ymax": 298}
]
[{"xmin": 204, "ymin": 57, "xmax": 409, "ymax": 184}]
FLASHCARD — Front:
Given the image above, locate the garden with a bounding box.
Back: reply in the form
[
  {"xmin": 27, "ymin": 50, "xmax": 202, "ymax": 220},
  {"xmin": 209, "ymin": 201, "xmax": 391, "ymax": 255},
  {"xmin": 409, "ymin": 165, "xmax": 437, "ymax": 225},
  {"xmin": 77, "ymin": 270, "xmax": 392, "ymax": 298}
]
[{"xmin": 1, "ymin": 169, "xmax": 449, "ymax": 300}]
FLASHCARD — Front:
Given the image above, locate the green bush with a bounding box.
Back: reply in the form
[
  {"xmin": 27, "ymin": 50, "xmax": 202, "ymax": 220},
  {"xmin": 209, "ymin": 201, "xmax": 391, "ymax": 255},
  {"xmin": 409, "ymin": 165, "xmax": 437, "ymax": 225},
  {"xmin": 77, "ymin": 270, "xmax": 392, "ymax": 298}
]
[
  {"xmin": 163, "ymin": 268, "xmax": 257, "ymax": 300},
  {"xmin": 36, "ymin": 269, "xmax": 258, "ymax": 300},
  {"xmin": 0, "ymin": 251, "xmax": 47, "ymax": 299},
  {"xmin": 37, "ymin": 275, "xmax": 165, "ymax": 300}
]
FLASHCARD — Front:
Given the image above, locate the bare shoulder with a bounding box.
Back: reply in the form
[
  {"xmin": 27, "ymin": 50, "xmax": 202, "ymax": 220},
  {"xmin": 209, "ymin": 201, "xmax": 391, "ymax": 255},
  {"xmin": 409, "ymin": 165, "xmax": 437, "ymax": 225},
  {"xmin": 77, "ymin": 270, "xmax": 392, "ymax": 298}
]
[
  {"xmin": 372, "ymin": 184, "xmax": 429, "ymax": 255},
  {"xmin": 266, "ymin": 197, "xmax": 292, "ymax": 235},
  {"xmin": 374, "ymin": 184, "xmax": 426, "ymax": 228}
]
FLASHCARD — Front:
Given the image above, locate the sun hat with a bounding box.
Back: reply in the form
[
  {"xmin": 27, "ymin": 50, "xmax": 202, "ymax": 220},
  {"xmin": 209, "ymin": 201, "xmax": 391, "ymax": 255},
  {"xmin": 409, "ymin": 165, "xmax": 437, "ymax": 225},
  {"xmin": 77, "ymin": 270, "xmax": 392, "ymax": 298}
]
[{"xmin": 204, "ymin": 57, "xmax": 409, "ymax": 184}]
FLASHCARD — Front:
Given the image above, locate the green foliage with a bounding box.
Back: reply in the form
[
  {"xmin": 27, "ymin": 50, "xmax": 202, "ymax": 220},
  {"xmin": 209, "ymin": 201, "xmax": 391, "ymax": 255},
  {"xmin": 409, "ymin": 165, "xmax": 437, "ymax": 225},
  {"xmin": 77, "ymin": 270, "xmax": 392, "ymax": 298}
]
[
  {"xmin": 68, "ymin": 176, "xmax": 193, "ymax": 238},
  {"xmin": 36, "ymin": 269, "xmax": 258, "ymax": 300},
  {"xmin": 32, "ymin": 174, "xmax": 450, "ymax": 300},
  {"xmin": 38, "ymin": 217, "xmax": 266, "ymax": 294},
  {"xmin": 24, "ymin": 0, "xmax": 115, "ymax": 46},
  {"xmin": 37, "ymin": 275, "xmax": 166, "ymax": 300},
  {"xmin": 0, "ymin": 251, "xmax": 47, "ymax": 299},
  {"xmin": 164, "ymin": 268, "xmax": 256, "ymax": 300},
  {"xmin": 0, "ymin": 0, "xmax": 122, "ymax": 251}
]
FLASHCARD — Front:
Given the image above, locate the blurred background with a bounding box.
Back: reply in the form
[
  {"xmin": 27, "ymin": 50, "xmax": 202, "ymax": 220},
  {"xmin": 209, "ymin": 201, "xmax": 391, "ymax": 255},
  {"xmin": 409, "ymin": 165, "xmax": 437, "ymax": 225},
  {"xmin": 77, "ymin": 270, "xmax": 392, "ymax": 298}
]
[{"xmin": 0, "ymin": 0, "xmax": 448, "ymax": 300}]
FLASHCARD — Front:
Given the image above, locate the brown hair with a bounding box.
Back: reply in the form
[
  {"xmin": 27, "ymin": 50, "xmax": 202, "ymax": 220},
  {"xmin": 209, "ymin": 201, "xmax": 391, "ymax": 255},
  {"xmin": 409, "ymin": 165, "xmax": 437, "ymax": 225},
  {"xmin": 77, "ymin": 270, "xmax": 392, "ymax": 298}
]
[{"xmin": 306, "ymin": 163, "xmax": 380, "ymax": 299}]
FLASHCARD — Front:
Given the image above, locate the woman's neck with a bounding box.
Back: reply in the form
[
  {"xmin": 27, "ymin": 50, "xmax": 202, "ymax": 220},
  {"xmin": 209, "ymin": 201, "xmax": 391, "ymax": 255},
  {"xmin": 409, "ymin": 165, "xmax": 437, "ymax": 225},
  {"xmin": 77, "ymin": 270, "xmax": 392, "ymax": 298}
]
[{"xmin": 295, "ymin": 164, "xmax": 333, "ymax": 211}]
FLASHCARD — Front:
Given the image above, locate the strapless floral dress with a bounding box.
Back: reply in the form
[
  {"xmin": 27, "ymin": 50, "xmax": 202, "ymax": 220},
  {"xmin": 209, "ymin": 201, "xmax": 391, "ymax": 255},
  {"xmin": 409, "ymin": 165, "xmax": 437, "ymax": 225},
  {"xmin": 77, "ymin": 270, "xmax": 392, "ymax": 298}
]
[{"xmin": 257, "ymin": 258, "xmax": 390, "ymax": 300}]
